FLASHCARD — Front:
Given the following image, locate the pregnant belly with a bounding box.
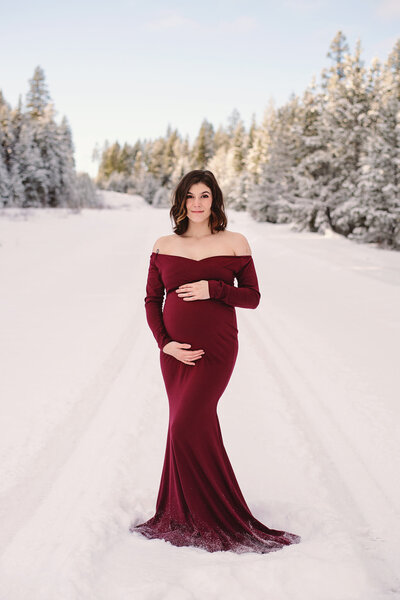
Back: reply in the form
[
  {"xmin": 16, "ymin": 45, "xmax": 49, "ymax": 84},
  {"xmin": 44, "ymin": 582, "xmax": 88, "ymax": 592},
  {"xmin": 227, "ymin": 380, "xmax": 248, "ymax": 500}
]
[{"xmin": 163, "ymin": 291, "xmax": 238, "ymax": 352}]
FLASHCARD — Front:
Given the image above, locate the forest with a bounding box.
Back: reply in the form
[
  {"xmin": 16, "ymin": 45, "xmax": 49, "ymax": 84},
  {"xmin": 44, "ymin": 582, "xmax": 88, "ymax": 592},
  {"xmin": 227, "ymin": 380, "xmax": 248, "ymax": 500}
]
[{"xmin": 1, "ymin": 31, "xmax": 399, "ymax": 249}]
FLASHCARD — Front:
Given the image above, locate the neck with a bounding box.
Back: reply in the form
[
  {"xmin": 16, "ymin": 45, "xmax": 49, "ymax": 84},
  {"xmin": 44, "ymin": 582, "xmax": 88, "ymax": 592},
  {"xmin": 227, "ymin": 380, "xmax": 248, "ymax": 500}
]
[{"xmin": 185, "ymin": 220, "xmax": 212, "ymax": 238}]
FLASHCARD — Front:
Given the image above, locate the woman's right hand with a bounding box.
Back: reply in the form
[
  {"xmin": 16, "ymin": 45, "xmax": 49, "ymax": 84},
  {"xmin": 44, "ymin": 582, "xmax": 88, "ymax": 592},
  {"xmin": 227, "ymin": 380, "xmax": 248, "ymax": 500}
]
[{"xmin": 162, "ymin": 341, "xmax": 205, "ymax": 366}]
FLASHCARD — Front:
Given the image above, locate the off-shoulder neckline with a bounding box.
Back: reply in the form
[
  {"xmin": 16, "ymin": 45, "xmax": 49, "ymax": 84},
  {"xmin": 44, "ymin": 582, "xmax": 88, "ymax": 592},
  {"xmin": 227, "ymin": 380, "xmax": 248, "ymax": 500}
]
[{"xmin": 151, "ymin": 251, "xmax": 253, "ymax": 262}]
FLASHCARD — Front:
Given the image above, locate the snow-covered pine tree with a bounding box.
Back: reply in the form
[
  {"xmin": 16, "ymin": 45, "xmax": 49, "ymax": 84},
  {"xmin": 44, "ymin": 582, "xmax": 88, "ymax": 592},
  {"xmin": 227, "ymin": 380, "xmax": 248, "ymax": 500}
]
[
  {"xmin": 57, "ymin": 115, "xmax": 78, "ymax": 207},
  {"xmin": 97, "ymin": 141, "xmax": 123, "ymax": 181},
  {"xmin": 206, "ymin": 124, "xmax": 231, "ymax": 187},
  {"xmin": 139, "ymin": 172, "xmax": 161, "ymax": 204},
  {"xmin": 7, "ymin": 96, "xmax": 26, "ymax": 206},
  {"xmin": 21, "ymin": 66, "xmax": 79, "ymax": 207},
  {"xmin": 213, "ymin": 124, "xmax": 231, "ymax": 154},
  {"xmin": 119, "ymin": 142, "xmax": 135, "ymax": 176},
  {"xmin": 349, "ymin": 42, "xmax": 400, "ymax": 248},
  {"xmin": 319, "ymin": 34, "xmax": 370, "ymax": 234},
  {"xmin": 0, "ymin": 92, "xmax": 26, "ymax": 206},
  {"xmin": 33, "ymin": 103, "xmax": 61, "ymax": 206},
  {"xmin": 1, "ymin": 67, "xmax": 95, "ymax": 208},
  {"xmin": 245, "ymin": 101, "xmax": 274, "ymax": 189},
  {"xmin": 0, "ymin": 152, "xmax": 10, "ymax": 205},
  {"xmin": 161, "ymin": 125, "xmax": 183, "ymax": 186},
  {"xmin": 170, "ymin": 136, "xmax": 192, "ymax": 188},
  {"xmin": 223, "ymin": 112, "xmax": 250, "ymax": 209},
  {"xmin": 16, "ymin": 118, "xmax": 48, "ymax": 207},
  {"xmin": 191, "ymin": 118, "xmax": 215, "ymax": 170},
  {"xmin": 247, "ymin": 94, "xmax": 302, "ymax": 223},
  {"xmin": 0, "ymin": 91, "xmax": 12, "ymax": 205},
  {"xmin": 147, "ymin": 137, "xmax": 167, "ymax": 183},
  {"xmin": 26, "ymin": 66, "xmax": 50, "ymax": 120},
  {"xmin": 230, "ymin": 118, "xmax": 247, "ymax": 175},
  {"xmin": 206, "ymin": 144, "xmax": 230, "ymax": 191},
  {"xmin": 75, "ymin": 172, "xmax": 99, "ymax": 208},
  {"xmin": 225, "ymin": 170, "xmax": 252, "ymax": 211},
  {"xmin": 152, "ymin": 186, "xmax": 171, "ymax": 208},
  {"xmin": 290, "ymin": 77, "xmax": 330, "ymax": 232}
]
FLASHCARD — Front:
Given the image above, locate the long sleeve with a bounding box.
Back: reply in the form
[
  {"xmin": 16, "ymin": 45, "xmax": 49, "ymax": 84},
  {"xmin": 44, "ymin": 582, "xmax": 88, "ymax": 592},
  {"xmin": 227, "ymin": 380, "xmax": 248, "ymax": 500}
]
[
  {"xmin": 144, "ymin": 255, "xmax": 173, "ymax": 351},
  {"xmin": 207, "ymin": 256, "xmax": 261, "ymax": 309}
]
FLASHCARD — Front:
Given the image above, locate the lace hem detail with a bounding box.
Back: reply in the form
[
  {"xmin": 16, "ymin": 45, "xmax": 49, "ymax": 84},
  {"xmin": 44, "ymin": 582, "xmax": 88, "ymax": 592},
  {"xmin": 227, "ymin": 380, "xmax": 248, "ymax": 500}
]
[{"xmin": 129, "ymin": 514, "xmax": 301, "ymax": 555}]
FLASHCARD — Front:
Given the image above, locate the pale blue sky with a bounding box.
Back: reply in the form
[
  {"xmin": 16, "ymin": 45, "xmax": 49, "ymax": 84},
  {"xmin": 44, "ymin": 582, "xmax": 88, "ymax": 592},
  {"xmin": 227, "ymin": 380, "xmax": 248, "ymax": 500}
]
[{"xmin": 1, "ymin": 0, "xmax": 399, "ymax": 176}]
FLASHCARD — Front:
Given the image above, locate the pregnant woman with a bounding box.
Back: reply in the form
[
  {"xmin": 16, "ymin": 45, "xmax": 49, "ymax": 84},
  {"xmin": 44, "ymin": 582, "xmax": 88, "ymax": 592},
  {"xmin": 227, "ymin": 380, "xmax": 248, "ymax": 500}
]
[{"xmin": 130, "ymin": 169, "xmax": 301, "ymax": 554}]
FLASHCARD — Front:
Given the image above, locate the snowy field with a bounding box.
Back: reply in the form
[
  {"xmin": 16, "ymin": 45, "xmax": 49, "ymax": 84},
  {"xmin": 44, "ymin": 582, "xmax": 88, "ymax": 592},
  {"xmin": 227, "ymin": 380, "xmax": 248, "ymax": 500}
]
[{"xmin": 0, "ymin": 190, "xmax": 399, "ymax": 600}]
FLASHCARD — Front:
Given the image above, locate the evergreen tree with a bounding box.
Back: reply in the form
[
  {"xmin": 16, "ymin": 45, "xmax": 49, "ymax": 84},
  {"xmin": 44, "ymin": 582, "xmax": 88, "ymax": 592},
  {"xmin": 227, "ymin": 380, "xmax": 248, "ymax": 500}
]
[
  {"xmin": 223, "ymin": 112, "xmax": 250, "ymax": 208},
  {"xmin": 8, "ymin": 98, "xmax": 26, "ymax": 206},
  {"xmin": 349, "ymin": 43, "xmax": 400, "ymax": 247},
  {"xmin": 98, "ymin": 141, "xmax": 123, "ymax": 179},
  {"xmin": 226, "ymin": 108, "xmax": 241, "ymax": 138},
  {"xmin": 291, "ymin": 78, "xmax": 330, "ymax": 232},
  {"xmin": 0, "ymin": 91, "xmax": 12, "ymax": 205},
  {"xmin": 324, "ymin": 30, "xmax": 349, "ymax": 82},
  {"xmin": 246, "ymin": 99, "xmax": 275, "ymax": 184},
  {"xmin": 231, "ymin": 117, "xmax": 247, "ymax": 174},
  {"xmin": 248, "ymin": 113, "xmax": 257, "ymax": 150},
  {"xmin": 162, "ymin": 125, "xmax": 182, "ymax": 185},
  {"xmin": 170, "ymin": 136, "xmax": 191, "ymax": 187},
  {"xmin": 0, "ymin": 153, "xmax": 11, "ymax": 205},
  {"xmin": 323, "ymin": 38, "xmax": 370, "ymax": 234},
  {"xmin": 0, "ymin": 67, "xmax": 96, "ymax": 209},
  {"xmin": 57, "ymin": 115, "xmax": 78, "ymax": 207},
  {"xmin": 75, "ymin": 172, "xmax": 99, "ymax": 208},
  {"xmin": 26, "ymin": 66, "xmax": 50, "ymax": 119},
  {"xmin": 16, "ymin": 120, "xmax": 48, "ymax": 206},
  {"xmin": 248, "ymin": 94, "xmax": 303, "ymax": 223},
  {"xmin": 147, "ymin": 137, "xmax": 167, "ymax": 181},
  {"xmin": 213, "ymin": 124, "xmax": 230, "ymax": 153},
  {"xmin": 191, "ymin": 119, "xmax": 214, "ymax": 169}
]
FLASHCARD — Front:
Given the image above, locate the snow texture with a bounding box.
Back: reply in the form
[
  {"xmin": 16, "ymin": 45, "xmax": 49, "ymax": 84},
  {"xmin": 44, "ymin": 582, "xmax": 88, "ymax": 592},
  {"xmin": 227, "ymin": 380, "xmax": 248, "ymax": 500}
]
[{"xmin": 0, "ymin": 190, "xmax": 399, "ymax": 599}]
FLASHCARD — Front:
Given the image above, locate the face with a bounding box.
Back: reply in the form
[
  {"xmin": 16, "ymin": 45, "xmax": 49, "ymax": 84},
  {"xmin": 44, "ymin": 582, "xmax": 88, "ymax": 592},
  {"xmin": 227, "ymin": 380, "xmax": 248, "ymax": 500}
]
[{"xmin": 185, "ymin": 182, "xmax": 212, "ymax": 221}]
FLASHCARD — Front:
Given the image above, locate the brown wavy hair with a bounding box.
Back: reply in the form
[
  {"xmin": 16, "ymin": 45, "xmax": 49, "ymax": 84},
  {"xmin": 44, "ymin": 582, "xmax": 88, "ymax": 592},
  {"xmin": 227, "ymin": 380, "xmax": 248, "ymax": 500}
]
[{"xmin": 169, "ymin": 170, "xmax": 228, "ymax": 235}]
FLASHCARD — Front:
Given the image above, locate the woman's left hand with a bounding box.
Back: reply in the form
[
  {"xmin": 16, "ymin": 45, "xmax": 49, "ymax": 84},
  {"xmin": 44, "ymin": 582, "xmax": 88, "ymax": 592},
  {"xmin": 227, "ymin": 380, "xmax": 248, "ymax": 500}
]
[{"xmin": 176, "ymin": 280, "xmax": 210, "ymax": 301}]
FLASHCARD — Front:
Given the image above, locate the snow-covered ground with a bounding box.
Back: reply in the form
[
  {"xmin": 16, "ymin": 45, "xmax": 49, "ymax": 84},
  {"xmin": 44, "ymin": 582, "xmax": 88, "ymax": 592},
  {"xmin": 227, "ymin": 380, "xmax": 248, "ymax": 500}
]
[{"xmin": 0, "ymin": 190, "xmax": 399, "ymax": 600}]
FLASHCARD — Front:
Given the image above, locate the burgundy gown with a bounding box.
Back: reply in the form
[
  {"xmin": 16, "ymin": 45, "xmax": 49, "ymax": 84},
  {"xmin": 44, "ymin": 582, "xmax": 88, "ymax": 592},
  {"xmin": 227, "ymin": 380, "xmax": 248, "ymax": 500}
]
[{"xmin": 129, "ymin": 250, "xmax": 301, "ymax": 554}]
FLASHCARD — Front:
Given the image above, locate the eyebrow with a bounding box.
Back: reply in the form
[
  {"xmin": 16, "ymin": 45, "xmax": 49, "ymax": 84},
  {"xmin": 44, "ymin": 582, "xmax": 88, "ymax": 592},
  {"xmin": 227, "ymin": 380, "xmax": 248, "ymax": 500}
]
[{"xmin": 186, "ymin": 191, "xmax": 210, "ymax": 194}]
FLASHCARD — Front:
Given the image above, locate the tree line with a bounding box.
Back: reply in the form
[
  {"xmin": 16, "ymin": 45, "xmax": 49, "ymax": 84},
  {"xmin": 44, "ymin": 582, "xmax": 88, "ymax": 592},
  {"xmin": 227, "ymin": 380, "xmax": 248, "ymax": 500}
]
[
  {"xmin": 1, "ymin": 32, "xmax": 399, "ymax": 249},
  {"xmin": 96, "ymin": 31, "xmax": 400, "ymax": 249},
  {"xmin": 0, "ymin": 66, "xmax": 99, "ymax": 209}
]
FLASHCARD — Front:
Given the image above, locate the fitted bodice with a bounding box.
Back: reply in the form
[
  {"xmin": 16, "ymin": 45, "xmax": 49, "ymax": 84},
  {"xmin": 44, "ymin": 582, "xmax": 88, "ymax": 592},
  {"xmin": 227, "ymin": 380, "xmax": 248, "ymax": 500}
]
[
  {"xmin": 144, "ymin": 251, "xmax": 261, "ymax": 352},
  {"xmin": 152, "ymin": 252, "xmax": 253, "ymax": 294}
]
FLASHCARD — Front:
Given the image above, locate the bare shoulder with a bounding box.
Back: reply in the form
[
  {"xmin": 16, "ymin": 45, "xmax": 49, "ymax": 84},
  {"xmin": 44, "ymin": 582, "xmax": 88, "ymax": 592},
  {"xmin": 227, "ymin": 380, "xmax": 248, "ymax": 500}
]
[
  {"xmin": 224, "ymin": 230, "xmax": 252, "ymax": 256},
  {"xmin": 151, "ymin": 235, "xmax": 175, "ymax": 253}
]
